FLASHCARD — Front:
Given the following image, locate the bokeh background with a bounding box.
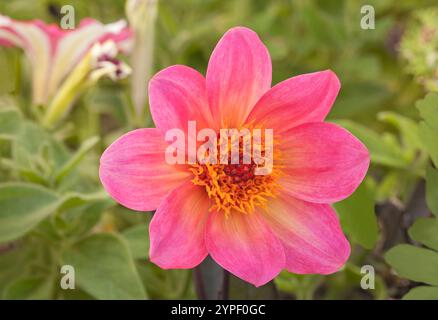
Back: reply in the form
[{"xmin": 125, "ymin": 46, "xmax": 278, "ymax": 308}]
[{"xmin": 1, "ymin": 0, "xmax": 438, "ymax": 300}]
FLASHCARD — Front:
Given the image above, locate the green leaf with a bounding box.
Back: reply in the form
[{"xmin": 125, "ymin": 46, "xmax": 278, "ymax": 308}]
[
  {"xmin": 122, "ymin": 224, "xmax": 150, "ymax": 260},
  {"xmin": 334, "ymin": 180, "xmax": 378, "ymax": 249},
  {"xmin": 274, "ymin": 271, "xmax": 322, "ymax": 300},
  {"xmin": 42, "ymin": 193, "xmax": 111, "ymax": 240},
  {"xmin": 419, "ymin": 123, "xmax": 438, "ymax": 168},
  {"xmin": 63, "ymin": 200, "xmax": 112, "ymax": 238},
  {"xmin": 12, "ymin": 121, "xmax": 70, "ymax": 175},
  {"xmin": 4, "ymin": 277, "xmax": 54, "ymax": 299},
  {"xmin": 301, "ymin": 3, "xmax": 344, "ymax": 47},
  {"xmin": 54, "ymin": 136, "xmax": 100, "ymax": 184},
  {"xmin": 417, "ymin": 94, "xmax": 438, "ymax": 167},
  {"xmin": 321, "ymin": 263, "xmax": 387, "ymax": 300},
  {"xmin": 336, "ymin": 120, "xmax": 409, "ymax": 168},
  {"xmin": 57, "ymin": 191, "xmax": 109, "ymax": 212},
  {"xmin": 408, "ymin": 217, "xmax": 438, "ymax": 251},
  {"xmin": 62, "ymin": 233, "xmax": 147, "ymax": 300},
  {"xmin": 417, "ymin": 94, "xmax": 438, "ymax": 132},
  {"xmin": 0, "ymin": 108, "xmax": 21, "ymax": 139},
  {"xmin": 385, "ymin": 244, "xmax": 438, "ymax": 286},
  {"xmin": 375, "ymin": 171, "xmax": 400, "ymax": 201},
  {"xmin": 0, "ymin": 183, "xmax": 59, "ymax": 243},
  {"xmin": 426, "ymin": 165, "xmax": 438, "ymax": 216},
  {"xmin": 0, "ymin": 245, "xmax": 37, "ymax": 296},
  {"xmin": 377, "ymin": 111, "xmax": 423, "ymax": 151},
  {"xmin": 330, "ymin": 82, "xmax": 389, "ymax": 119},
  {"xmin": 403, "ymin": 286, "xmax": 438, "ymax": 300}
]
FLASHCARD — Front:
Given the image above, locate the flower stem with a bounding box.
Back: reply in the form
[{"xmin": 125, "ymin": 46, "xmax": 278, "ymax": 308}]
[
  {"xmin": 42, "ymin": 52, "xmax": 92, "ymax": 128},
  {"xmin": 193, "ymin": 256, "xmax": 229, "ymax": 300}
]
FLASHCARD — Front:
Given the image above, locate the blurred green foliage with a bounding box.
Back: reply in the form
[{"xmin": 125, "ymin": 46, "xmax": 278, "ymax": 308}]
[
  {"xmin": 385, "ymin": 94, "xmax": 438, "ymax": 300},
  {"xmin": 0, "ymin": 0, "xmax": 438, "ymax": 300},
  {"xmin": 401, "ymin": 9, "xmax": 438, "ymax": 92}
]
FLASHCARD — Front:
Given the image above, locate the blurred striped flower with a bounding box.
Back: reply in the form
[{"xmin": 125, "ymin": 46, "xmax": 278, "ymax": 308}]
[
  {"xmin": 42, "ymin": 40, "xmax": 132, "ymax": 127},
  {"xmin": 0, "ymin": 15, "xmax": 132, "ymax": 106}
]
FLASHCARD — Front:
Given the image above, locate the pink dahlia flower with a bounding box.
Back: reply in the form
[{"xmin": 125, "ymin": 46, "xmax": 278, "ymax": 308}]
[
  {"xmin": 100, "ymin": 27, "xmax": 370, "ymax": 286},
  {"xmin": 0, "ymin": 15, "xmax": 132, "ymax": 105}
]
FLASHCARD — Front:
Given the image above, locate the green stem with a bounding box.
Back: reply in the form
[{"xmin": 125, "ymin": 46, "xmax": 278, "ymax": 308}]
[
  {"xmin": 193, "ymin": 256, "xmax": 229, "ymax": 299},
  {"xmin": 42, "ymin": 53, "xmax": 92, "ymax": 128}
]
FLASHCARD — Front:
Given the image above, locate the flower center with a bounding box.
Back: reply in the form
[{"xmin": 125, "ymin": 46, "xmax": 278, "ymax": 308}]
[{"xmin": 190, "ymin": 161, "xmax": 278, "ymax": 215}]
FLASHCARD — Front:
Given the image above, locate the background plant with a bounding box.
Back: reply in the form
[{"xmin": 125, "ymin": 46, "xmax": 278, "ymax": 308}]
[{"xmin": 0, "ymin": 0, "xmax": 438, "ymax": 300}]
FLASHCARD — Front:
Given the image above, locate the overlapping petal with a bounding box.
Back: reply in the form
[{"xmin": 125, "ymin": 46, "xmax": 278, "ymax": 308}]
[
  {"xmin": 278, "ymin": 122, "xmax": 369, "ymax": 203},
  {"xmin": 206, "ymin": 210, "xmax": 285, "ymax": 287},
  {"xmin": 246, "ymin": 70, "xmax": 340, "ymax": 132},
  {"xmin": 261, "ymin": 194, "xmax": 350, "ymax": 274},
  {"xmin": 206, "ymin": 27, "xmax": 272, "ymax": 128},
  {"xmin": 149, "ymin": 65, "xmax": 214, "ymax": 134},
  {"xmin": 99, "ymin": 128, "xmax": 191, "ymax": 211},
  {"xmin": 149, "ymin": 181, "xmax": 211, "ymax": 268}
]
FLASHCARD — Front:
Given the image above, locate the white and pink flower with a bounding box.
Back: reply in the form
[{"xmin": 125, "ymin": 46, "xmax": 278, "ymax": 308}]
[{"xmin": 0, "ymin": 15, "xmax": 132, "ymax": 106}]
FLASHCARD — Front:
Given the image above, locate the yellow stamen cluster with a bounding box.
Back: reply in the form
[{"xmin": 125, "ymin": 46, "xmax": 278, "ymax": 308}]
[{"xmin": 190, "ymin": 162, "xmax": 279, "ymax": 215}]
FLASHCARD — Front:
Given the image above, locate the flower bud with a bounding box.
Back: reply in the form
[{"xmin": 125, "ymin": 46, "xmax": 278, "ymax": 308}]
[{"xmin": 126, "ymin": 0, "xmax": 159, "ymax": 125}]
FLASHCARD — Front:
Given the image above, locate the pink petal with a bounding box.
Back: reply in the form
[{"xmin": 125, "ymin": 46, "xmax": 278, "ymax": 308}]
[
  {"xmin": 246, "ymin": 70, "xmax": 340, "ymax": 132},
  {"xmin": 99, "ymin": 128, "xmax": 191, "ymax": 211},
  {"xmin": 206, "ymin": 27, "xmax": 272, "ymax": 128},
  {"xmin": 149, "ymin": 65, "xmax": 214, "ymax": 134},
  {"xmin": 149, "ymin": 181, "xmax": 211, "ymax": 268},
  {"xmin": 279, "ymin": 122, "xmax": 370, "ymax": 203},
  {"xmin": 95, "ymin": 20, "xmax": 133, "ymax": 53},
  {"xmin": 262, "ymin": 193, "xmax": 350, "ymax": 274},
  {"xmin": 0, "ymin": 16, "xmax": 20, "ymax": 47},
  {"xmin": 206, "ymin": 211, "xmax": 285, "ymax": 287}
]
